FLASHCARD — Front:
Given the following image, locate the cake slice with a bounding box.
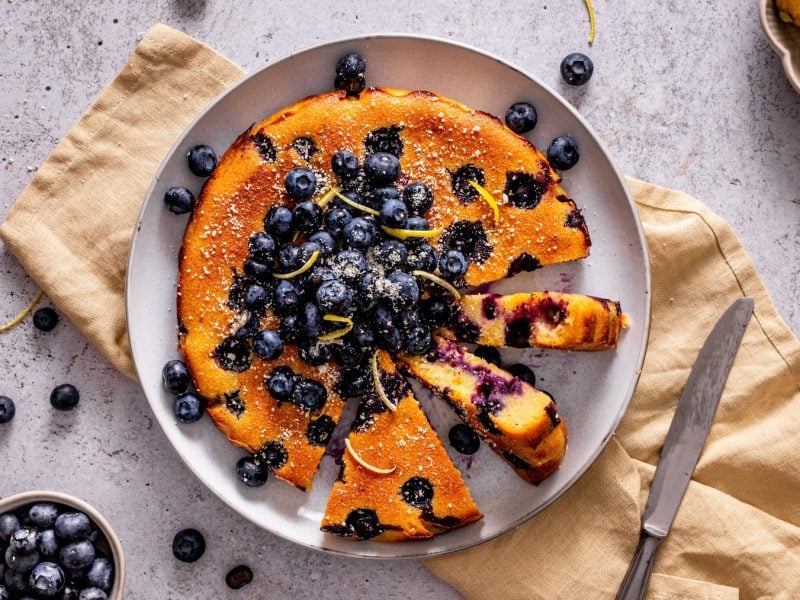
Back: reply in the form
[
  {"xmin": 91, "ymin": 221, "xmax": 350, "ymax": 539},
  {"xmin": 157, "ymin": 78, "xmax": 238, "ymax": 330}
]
[
  {"xmin": 440, "ymin": 292, "xmax": 627, "ymax": 350},
  {"xmin": 321, "ymin": 351, "xmax": 482, "ymax": 541},
  {"xmin": 398, "ymin": 337, "xmax": 567, "ymax": 484}
]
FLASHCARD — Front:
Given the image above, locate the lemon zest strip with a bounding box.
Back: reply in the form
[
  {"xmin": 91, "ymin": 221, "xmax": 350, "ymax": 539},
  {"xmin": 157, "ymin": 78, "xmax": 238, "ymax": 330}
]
[
  {"xmin": 345, "ymin": 438, "xmax": 396, "ymax": 474},
  {"xmin": 0, "ymin": 290, "xmax": 44, "ymax": 333},
  {"xmin": 331, "ymin": 188, "xmax": 379, "ymax": 216},
  {"xmin": 381, "ymin": 225, "xmax": 443, "ymax": 240},
  {"xmin": 317, "ymin": 314, "xmax": 354, "ymax": 341},
  {"xmin": 585, "ymin": 0, "xmax": 596, "ymax": 45},
  {"xmin": 273, "ymin": 250, "xmax": 319, "ymax": 280},
  {"xmin": 412, "ymin": 270, "xmax": 462, "ymax": 300},
  {"xmin": 371, "ymin": 352, "xmax": 397, "ymax": 412},
  {"xmin": 468, "ymin": 180, "xmax": 501, "ymax": 225}
]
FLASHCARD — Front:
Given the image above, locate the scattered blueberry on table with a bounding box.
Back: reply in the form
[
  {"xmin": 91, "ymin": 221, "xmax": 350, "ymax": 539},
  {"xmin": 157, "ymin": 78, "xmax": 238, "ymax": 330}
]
[
  {"xmin": 0, "ymin": 397, "xmax": 15, "ymax": 425},
  {"xmin": 547, "ymin": 136, "xmax": 580, "ymax": 170},
  {"xmin": 171, "ymin": 529, "xmax": 205, "ymax": 563},
  {"xmin": 187, "ymin": 144, "xmax": 218, "ymax": 177},
  {"xmin": 32, "ymin": 308, "xmax": 59, "ymax": 332},
  {"xmin": 504, "ymin": 102, "xmax": 538, "ymax": 134},
  {"xmin": 225, "ymin": 564, "xmax": 253, "ymax": 590},
  {"xmin": 49, "ymin": 384, "xmax": 80, "ymax": 411},
  {"xmin": 560, "ymin": 52, "xmax": 594, "ymax": 86},
  {"xmin": 163, "ymin": 186, "xmax": 195, "ymax": 215}
]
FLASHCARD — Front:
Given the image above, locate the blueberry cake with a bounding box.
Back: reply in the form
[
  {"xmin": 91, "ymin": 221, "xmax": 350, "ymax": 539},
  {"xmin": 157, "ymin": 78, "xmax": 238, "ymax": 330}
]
[
  {"xmin": 174, "ymin": 52, "xmax": 625, "ymax": 541},
  {"xmin": 321, "ymin": 351, "xmax": 481, "ymax": 541},
  {"xmin": 397, "ymin": 337, "xmax": 567, "ymax": 484},
  {"xmin": 440, "ymin": 292, "xmax": 627, "ymax": 350}
]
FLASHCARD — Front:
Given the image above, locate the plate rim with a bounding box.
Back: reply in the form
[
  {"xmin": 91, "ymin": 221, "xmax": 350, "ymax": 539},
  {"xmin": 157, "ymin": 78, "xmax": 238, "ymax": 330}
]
[{"xmin": 125, "ymin": 32, "xmax": 652, "ymax": 560}]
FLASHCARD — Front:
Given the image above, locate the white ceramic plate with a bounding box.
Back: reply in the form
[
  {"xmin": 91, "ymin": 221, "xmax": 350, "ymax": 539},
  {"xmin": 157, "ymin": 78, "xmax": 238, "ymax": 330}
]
[
  {"xmin": 126, "ymin": 35, "xmax": 650, "ymax": 559},
  {"xmin": 760, "ymin": 0, "xmax": 800, "ymax": 94}
]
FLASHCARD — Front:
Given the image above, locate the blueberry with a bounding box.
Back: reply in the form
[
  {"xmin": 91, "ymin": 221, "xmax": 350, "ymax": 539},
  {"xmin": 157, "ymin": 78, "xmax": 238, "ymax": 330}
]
[
  {"xmin": 364, "ymin": 152, "xmax": 400, "ymax": 185},
  {"xmin": 343, "ymin": 217, "xmax": 377, "ymax": 249},
  {"xmin": 187, "ymin": 144, "xmax": 217, "ymax": 177},
  {"xmin": 335, "ymin": 52, "xmax": 367, "ymax": 77},
  {"xmin": 387, "ymin": 271, "xmax": 419, "ymax": 307},
  {"xmin": 560, "ymin": 52, "xmax": 594, "ymax": 86},
  {"xmin": 172, "ymin": 529, "xmax": 205, "ymax": 563},
  {"xmin": 235, "ymin": 456, "xmax": 269, "ymax": 488},
  {"xmin": 242, "ymin": 259, "xmax": 272, "ymax": 282},
  {"xmin": 331, "ymin": 341, "xmax": 366, "ymax": 369},
  {"xmin": 252, "ymin": 330, "xmax": 283, "ymax": 361},
  {"xmin": 54, "ymin": 513, "xmax": 92, "ymax": 542},
  {"xmin": 163, "ymin": 186, "xmax": 195, "ymax": 215},
  {"xmin": 0, "ymin": 397, "xmax": 15, "ymax": 425},
  {"xmin": 350, "ymin": 321, "xmax": 375, "ymax": 349},
  {"xmin": 299, "ymin": 339, "xmax": 333, "ymax": 366},
  {"xmin": 331, "ymin": 150, "xmax": 359, "ymax": 181},
  {"xmin": 368, "ymin": 185, "xmax": 400, "ymax": 210},
  {"xmin": 324, "ymin": 207, "xmax": 352, "ymax": 237},
  {"xmin": 248, "ymin": 231, "xmax": 277, "ymax": 263},
  {"xmin": 291, "ymin": 378, "xmax": 327, "ymax": 411},
  {"xmin": 404, "ymin": 215, "xmax": 429, "ymax": 231},
  {"xmin": 78, "ymin": 587, "xmax": 108, "ymax": 600},
  {"xmin": 293, "ymin": 201, "xmax": 323, "ymax": 233},
  {"xmin": 372, "ymin": 302, "xmax": 395, "ymax": 332},
  {"xmin": 379, "ymin": 198, "xmax": 408, "ymax": 228},
  {"xmin": 278, "ymin": 313, "xmax": 301, "ymax": 343},
  {"xmin": 4, "ymin": 568, "xmax": 29, "ymax": 594},
  {"xmin": 258, "ymin": 441, "xmax": 288, "ymax": 470},
  {"xmin": 0, "ymin": 514, "xmax": 19, "ymax": 542},
  {"xmin": 28, "ymin": 504, "xmax": 59, "ymax": 529},
  {"xmin": 449, "ymin": 423, "xmax": 480, "ymax": 455},
  {"xmin": 400, "ymin": 476, "xmax": 434, "ymax": 508},
  {"xmin": 308, "ymin": 231, "xmax": 336, "ymax": 257},
  {"xmin": 337, "ymin": 368, "xmax": 371, "ymax": 398},
  {"xmin": 29, "ymin": 562, "xmax": 65, "ymax": 597},
  {"xmin": 300, "ymin": 302, "xmax": 325, "ymax": 338},
  {"xmin": 403, "ymin": 326, "xmax": 433, "ymax": 355},
  {"xmin": 266, "ymin": 367, "xmax": 296, "ymax": 401},
  {"xmin": 265, "ymin": 206, "xmax": 294, "ymax": 242},
  {"xmin": 243, "ymin": 283, "xmax": 269, "ymax": 313},
  {"xmin": 36, "ymin": 529, "xmax": 58, "ymax": 557},
  {"xmin": 284, "ymin": 167, "xmax": 317, "ymax": 200},
  {"xmin": 330, "ymin": 250, "xmax": 367, "ymax": 284},
  {"xmin": 507, "ymin": 363, "xmax": 536, "ymax": 387},
  {"xmin": 85, "ymin": 558, "xmax": 112, "ymax": 594},
  {"xmin": 406, "ymin": 243, "xmax": 437, "ymax": 272},
  {"xmin": 474, "ymin": 345, "xmax": 502, "ymax": 367},
  {"xmin": 274, "ymin": 280, "xmax": 301, "ymax": 315},
  {"xmin": 334, "ymin": 73, "xmax": 366, "ymax": 95},
  {"xmin": 298, "ymin": 242, "xmax": 321, "ymax": 268},
  {"xmin": 420, "ymin": 297, "xmax": 453, "ymax": 327},
  {"xmin": 438, "ymin": 250, "xmax": 468, "ymax": 280},
  {"xmin": 316, "ymin": 280, "xmax": 354, "ymax": 315},
  {"xmin": 345, "ymin": 509, "xmax": 382, "ymax": 540},
  {"xmin": 402, "ymin": 182, "xmax": 434, "ymax": 214},
  {"xmin": 161, "ymin": 360, "xmax": 190, "ymax": 395},
  {"xmin": 10, "ymin": 526, "xmax": 38, "ymax": 554},
  {"xmin": 504, "ymin": 102, "xmax": 538, "ymax": 134},
  {"xmin": 225, "ymin": 564, "xmax": 254, "ymax": 590},
  {"xmin": 5, "ymin": 547, "xmax": 39, "ymax": 573},
  {"xmin": 547, "ymin": 136, "xmax": 580, "ymax": 170},
  {"xmin": 372, "ymin": 240, "xmax": 407, "ymax": 270},
  {"xmin": 174, "ymin": 393, "xmax": 204, "ymax": 423},
  {"xmin": 276, "ymin": 246, "xmax": 299, "ymax": 273},
  {"xmin": 375, "ymin": 325, "xmax": 402, "ymax": 352},
  {"xmin": 32, "ymin": 307, "xmax": 59, "ymax": 332},
  {"xmin": 306, "ymin": 415, "xmax": 336, "ymax": 447}
]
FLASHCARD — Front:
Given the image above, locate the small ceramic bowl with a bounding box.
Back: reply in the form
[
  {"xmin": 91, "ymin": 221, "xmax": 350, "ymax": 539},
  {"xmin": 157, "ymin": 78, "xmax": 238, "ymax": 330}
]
[
  {"xmin": 0, "ymin": 490, "xmax": 125, "ymax": 599},
  {"xmin": 760, "ymin": 0, "xmax": 800, "ymax": 93}
]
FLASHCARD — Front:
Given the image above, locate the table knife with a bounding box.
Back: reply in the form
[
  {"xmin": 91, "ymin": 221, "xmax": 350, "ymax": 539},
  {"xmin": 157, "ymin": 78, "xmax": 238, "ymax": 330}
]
[{"xmin": 615, "ymin": 297, "xmax": 754, "ymax": 600}]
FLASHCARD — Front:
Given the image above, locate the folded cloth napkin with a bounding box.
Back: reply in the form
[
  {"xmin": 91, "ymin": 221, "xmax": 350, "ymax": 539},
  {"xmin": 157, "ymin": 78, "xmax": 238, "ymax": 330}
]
[{"xmin": 2, "ymin": 23, "xmax": 799, "ymax": 599}]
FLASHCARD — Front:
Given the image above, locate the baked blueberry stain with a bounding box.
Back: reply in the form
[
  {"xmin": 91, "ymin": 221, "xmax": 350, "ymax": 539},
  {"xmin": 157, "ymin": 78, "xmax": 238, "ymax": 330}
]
[
  {"xmin": 401, "ymin": 476, "xmax": 434, "ymax": 508},
  {"xmin": 482, "ymin": 294, "xmax": 500, "ymax": 320},
  {"xmin": 258, "ymin": 441, "xmax": 288, "ymax": 470},
  {"xmin": 291, "ymin": 378, "xmax": 328, "ymax": 412},
  {"xmin": 439, "ymin": 220, "xmax": 492, "ymax": 264},
  {"xmin": 565, "ymin": 208, "xmax": 587, "ymax": 231},
  {"xmin": 213, "ymin": 335, "xmax": 252, "ymax": 372},
  {"xmin": 291, "ymin": 136, "xmax": 318, "ymax": 161},
  {"xmin": 177, "ymin": 319, "xmax": 188, "ymax": 335},
  {"xmin": 306, "ymin": 415, "xmax": 336, "ymax": 446},
  {"xmin": 504, "ymin": 170, "xmax": 550, "ymax": 209},
  {"xmin": 227, "ymin": 271, "xmax": 252, "ymax": 312},
  {"xmin": 224, "ymin": 390, "xmax": 245, "ymax": 418},
  {"xmin": 505, "ymin": 318, "xmax": 532, "ymax": 347},
  {"xmin": 344, "ymin": 508, "xmax": 384, "ymax": 540},
  {"xmin": 507, "ymin": 253, "xmax": 541, "ymax": 277},
  {"xmin": 504, "ymin": 297, "xmax": 568, "ymax": 347},
  {"xmin": 364, "ymin": 125, "xmax": 404, "ymax": 157},
  {"xmin": 250, "ymin": 131, "xmax": 276, "ymax": 162},
  {"xmin": 544, "ymin": 401, "xmax": 561, "ymax": 427},
  {"xmin": 502, "ymin": 450, "xmax": 531, "ymax": 470},
  {"xmin": 453, "ymin": 313, "xmax": 480, "ymax": 343},
  {"xmin": 450, "ymin": 164, "xmax": 485, "ymax": 203}
]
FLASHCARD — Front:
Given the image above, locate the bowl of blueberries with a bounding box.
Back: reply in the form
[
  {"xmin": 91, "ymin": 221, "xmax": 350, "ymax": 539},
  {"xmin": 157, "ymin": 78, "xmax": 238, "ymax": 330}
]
[{"xmin": 0, "ymin": 491, "xmax": 124, "ymax": 600}]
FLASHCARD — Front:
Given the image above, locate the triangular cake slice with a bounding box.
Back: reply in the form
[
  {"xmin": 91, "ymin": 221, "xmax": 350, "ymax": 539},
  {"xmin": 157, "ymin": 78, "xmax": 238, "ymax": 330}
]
[
  {"xmin": 398, "ymin": 337, "xmax": 567, "ymax": 484},
  {"xmin": 321, "ymin": 351, "xmax": 482, "ymax": 541},
  {"xmin": 440, "ymin": 292, "xmax": 627, "ymax": 350}
]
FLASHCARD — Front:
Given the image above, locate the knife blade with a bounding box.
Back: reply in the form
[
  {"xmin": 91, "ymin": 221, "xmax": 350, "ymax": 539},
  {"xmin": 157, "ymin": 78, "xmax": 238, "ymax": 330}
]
[{"xmin": 616, "ymin": 297, "xmax": 754, "ymax": 600}]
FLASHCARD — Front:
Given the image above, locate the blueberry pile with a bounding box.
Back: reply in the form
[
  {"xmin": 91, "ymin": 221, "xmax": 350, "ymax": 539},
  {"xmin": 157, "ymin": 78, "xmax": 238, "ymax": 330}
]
[{"xmin": 0, "ymin": 503, "xmax": 114, "ymax": 599}]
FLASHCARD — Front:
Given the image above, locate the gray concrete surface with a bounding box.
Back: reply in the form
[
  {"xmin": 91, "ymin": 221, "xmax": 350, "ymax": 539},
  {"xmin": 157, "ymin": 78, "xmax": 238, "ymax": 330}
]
[{"xmin": 1, "ymin": 1, "xmax": 798, "ymax": 598}]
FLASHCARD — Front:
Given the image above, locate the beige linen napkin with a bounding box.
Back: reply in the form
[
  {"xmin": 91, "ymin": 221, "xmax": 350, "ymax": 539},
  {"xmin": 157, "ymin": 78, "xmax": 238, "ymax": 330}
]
[{"xmin": 2, "ymin": 24, "xmax": 799, "ymax": 599}]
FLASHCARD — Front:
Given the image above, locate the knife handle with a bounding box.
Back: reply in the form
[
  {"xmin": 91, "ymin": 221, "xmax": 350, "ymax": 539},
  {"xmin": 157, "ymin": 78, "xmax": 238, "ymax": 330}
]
[{"xmin": 615, "ymin": 532, "xmax": 663, "ymax": 600}]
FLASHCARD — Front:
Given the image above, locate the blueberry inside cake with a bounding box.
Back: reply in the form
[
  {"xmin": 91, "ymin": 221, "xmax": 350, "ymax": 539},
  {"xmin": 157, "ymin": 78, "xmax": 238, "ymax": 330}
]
[{"xmin": 173, "ymin": 52, "xmax": 627, "ymax": 541}]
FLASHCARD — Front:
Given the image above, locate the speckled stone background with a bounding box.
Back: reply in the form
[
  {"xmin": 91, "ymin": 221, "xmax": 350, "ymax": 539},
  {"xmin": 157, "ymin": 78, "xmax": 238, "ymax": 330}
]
[{"xmin": 0, "ymin": 1, "xmax": 798, "ymax": 598}]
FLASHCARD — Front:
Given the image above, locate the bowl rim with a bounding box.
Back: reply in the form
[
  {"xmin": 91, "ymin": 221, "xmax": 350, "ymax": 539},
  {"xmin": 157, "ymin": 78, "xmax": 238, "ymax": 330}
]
[
  {"xmin": 0, "ymin": 490, "xmax": 125, "ymax": 598},
  {"xmin": 759, "ymin": 0, "xmax": 800, "ymax": 93}
]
